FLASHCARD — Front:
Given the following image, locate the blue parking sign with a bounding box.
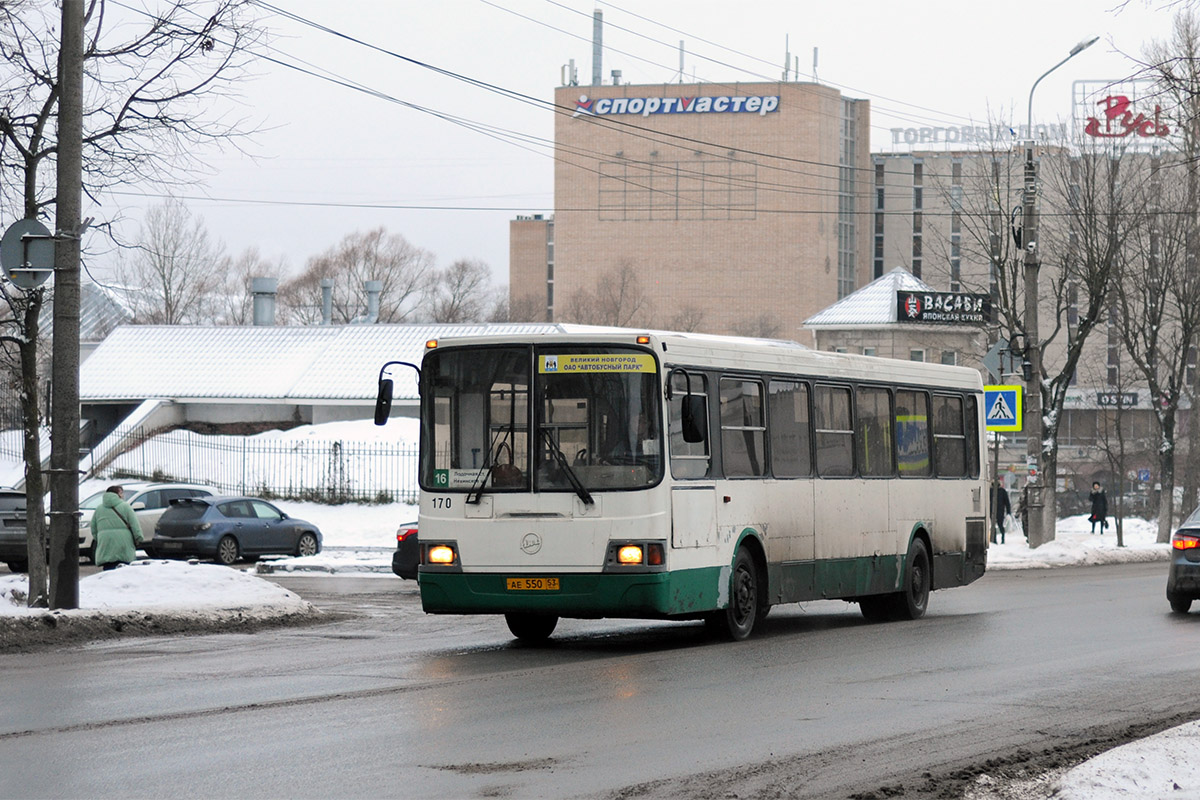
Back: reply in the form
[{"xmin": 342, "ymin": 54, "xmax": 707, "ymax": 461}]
[{"xmin": 983, "ymin": 385, "xmax": 1022, "ymax": 431}]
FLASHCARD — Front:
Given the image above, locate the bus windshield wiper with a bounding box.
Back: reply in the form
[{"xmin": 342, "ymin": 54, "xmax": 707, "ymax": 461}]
[
  {"xmin": 466, "ymin": 426, "xmax": 505, "ymax": 505},
  {"xmin": 541, "ymin": 427, "xmax": 593, "ymax": 505}
]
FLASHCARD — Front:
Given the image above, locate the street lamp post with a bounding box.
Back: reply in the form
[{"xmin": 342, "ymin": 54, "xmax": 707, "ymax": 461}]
[{"xmin": 1021, "ymin": 35, "xmax": 1098, "ymax": 549}]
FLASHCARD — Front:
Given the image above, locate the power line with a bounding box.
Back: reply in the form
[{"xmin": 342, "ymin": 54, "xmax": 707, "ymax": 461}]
[{"xmin": 593, "ymin": 0, "xmax": 980, "ymax": 126}]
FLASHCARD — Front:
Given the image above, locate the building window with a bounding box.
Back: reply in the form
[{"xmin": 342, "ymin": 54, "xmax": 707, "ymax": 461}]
[
  {"xmin": 863, "ymin": 347, "xmax": 876, "ymax": 357},
  {"xmin": 1107, "ymin": 305, "xmax": 1121, "ymax": 386},
  {"xmin": 837, "ymin": 99, "xmax": 859, "ymax": 299},
  {"xmin": 910, "ymin": 349, "xmax": 926, "ymax": 362},
  {"xmin": 950, "ymin": 236, "xmax": 962, "ymax": 292},
  {"xmin": 941, "ymin": 350, "xmax": 957, "ymax": 366}
]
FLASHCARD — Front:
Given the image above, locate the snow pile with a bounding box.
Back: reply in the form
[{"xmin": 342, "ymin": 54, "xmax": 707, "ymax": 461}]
[
  {"xmin": 0, "ymin": 559, "xmax": 314, "ymax": 620},
  {"xmin": 1056, "ymin": 720, "xmax": 1200, "ymax": 799},
  {"xmin": 987, "ymin": 514, "xmax": 1169, "ymax": 570}
]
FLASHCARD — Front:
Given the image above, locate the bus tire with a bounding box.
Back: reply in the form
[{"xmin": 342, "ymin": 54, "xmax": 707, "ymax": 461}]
[
  {"xmin": 893, "ymin": 537, "xmax": 931, "ymax": 620},
  {"xmin": 505, "ymin": 612, "xmax": 558, "ymax": 642},
  {"xmin": 858, "ymin": 595, "xmax": 891, "ymax": 622},
  {"xmin": 709, "ymin": 546, "xmax": 760, "ymax": 641}
]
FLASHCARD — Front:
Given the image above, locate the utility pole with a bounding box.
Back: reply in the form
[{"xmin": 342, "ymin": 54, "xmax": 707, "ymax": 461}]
[
  {"xmin": 1020, "ymin": 36, "xmax": 1098, "ymax": 550},
  {"xmin": 48, "ymin": 0, "xmax": 84, "ymax": 609}
]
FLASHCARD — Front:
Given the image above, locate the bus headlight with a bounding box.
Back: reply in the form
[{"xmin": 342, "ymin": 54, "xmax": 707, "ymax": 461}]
[
  {"xmin": 618, "ymin": 545, "xmax": 643, "ymax": 565},
  {"xmin": 604, "ymin": 540, "xmax": 666, "ymax": 571},
  {"xmin": 427, "ymin": 543, "xmax": 458, "ymax": 565}
]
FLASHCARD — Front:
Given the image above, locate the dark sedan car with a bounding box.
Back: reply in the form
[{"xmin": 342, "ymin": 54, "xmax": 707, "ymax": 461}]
[
  {"xmin": 1168, "ymin": 505, "xmax": 1200, "ymax": 613},
  {"xmin": 0, "ymin": 489, "xmax": 27, "ymax": 572},
  {"xmin": 153, "ymin": 496, "xmax": 322, "ymax": 566},
  {"xmin": 391, "ymin": 521, "xmax": 418, "ymax": 580}
]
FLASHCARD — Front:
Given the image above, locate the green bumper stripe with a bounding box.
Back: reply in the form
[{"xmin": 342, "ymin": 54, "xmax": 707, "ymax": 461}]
[{"xmin": 420, "ymin": 566, "xmax": 724, "ymax": 618}]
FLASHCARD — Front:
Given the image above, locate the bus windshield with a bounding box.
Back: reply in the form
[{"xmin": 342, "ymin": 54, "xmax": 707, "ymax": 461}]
[{"xmin": 421, "ymin": 345, "xmax": 662, "ymax": 493}]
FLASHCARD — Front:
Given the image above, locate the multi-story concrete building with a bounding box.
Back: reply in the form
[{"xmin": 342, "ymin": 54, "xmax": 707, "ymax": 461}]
[{"xmin": 509, "ymin": 80, "xmax": 871, "ymax": 343}]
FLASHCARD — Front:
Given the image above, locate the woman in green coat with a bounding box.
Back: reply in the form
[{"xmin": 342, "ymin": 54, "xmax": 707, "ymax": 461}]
[{"xmin": 90, "ymin": 486, "xmax": 143, "ymax": 570}]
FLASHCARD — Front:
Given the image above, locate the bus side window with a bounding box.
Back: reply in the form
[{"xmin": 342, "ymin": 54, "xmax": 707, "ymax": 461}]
[
  {"xmin": 933, "ymin": 394, "xmax": 967, "ymax": 477},
  {"xmin": 669, "ymin": 372, "xmax": 710, "ymax": 479},
  {"xmin": 815, "ymin": 385, "xmax": 854, "ymax": 477},
  {"xmin": 769, "ymin": 380, "xmax": 811, "ymax": 477},
  {"xmin": 965, "ymin": 395, "xmax": 981, "ymax": 478},
  {"xmin": 720, "ymin": 378, "xmax": 766, "ymax": 477},
  {"xmin": 895, "ymin": 390, "xmax": 932, "ymax": 478},
  {"xmin": 856, "ymin": 387, "xmax": 894, "ymax": 477}
]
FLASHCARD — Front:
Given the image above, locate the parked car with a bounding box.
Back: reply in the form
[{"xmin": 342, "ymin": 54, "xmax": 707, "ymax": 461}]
[
  {"xmin": 391, "ymin": 521, "xmax": 418, "ymax": 580},
  {"xmin": 153, "ymin": 496, "xmax": 322, "ymax": 565},
  {"xmin": 1168, "ymin": 505, "xmax": 1200, "ymax": 613},
  {"xmin": 0, "ymin": 488, "xmax": 27, "ymax": 572},
  {"xmin": 78, "ymin": 483, "xmax": 216, "ymax": 563}
]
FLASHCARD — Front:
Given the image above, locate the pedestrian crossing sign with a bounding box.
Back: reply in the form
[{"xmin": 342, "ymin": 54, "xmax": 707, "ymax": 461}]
[{"xmin": 984, "ymin": 385, "xmax": 1022, "ymax": 431}]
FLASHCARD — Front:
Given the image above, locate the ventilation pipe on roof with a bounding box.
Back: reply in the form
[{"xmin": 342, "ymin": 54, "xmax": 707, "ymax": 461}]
[
  {"xmin": 251, "ymin": 277, "xmax": 277, "ymax": 326},
  {"xmin": 352, "ymin": 280, "xmax": 382, "ymax": 324},
  {"xmin": 320, "ymin": 278, "xmax": 334, "ymax": 325},
  {"xmin": 365, "ymin": 280, "xmax": 381, "ymax": 323}
]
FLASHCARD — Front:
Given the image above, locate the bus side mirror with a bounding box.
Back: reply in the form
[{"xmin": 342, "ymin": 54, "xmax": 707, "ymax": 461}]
[
  {"xmin": 374, "ymin": 379, "xmax": 394, "ymax": 426},
  {"xmin": 682, "ymin": 395, "xmax": 707, "ymax": 443}
]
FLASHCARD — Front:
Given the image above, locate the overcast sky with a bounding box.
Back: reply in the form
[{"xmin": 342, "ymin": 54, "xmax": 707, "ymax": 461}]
[{"xmin": 90, "ymin": 0, "xmax": 1176, "ymax": 289}]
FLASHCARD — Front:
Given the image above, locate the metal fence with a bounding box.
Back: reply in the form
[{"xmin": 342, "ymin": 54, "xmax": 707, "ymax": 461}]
[{"xmin": 91, "ymin": 428, "xmax": 418, "ymax": 504}]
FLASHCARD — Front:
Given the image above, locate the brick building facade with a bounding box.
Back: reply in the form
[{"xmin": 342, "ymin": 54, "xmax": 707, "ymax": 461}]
[{"xmin": 509, "ymin": 80, "xmax": 871, "ymax": 343}]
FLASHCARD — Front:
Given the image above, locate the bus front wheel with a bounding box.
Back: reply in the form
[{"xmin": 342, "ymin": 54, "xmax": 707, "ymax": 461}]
[
  {"xmin": 708, "ymin": 546, "xmax": 761, "ymax": 641},
  {"xmin": 505, "ymin": 612, "xmax": 558, "ymax": 642}
]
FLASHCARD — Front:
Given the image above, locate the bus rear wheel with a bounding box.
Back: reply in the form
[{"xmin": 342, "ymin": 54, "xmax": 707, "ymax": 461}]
[
  {"xmin": 505, "ymin": 612, "xmax": 558, "ymax": 642},
  {"xmin": 894, "ymin": 537, "xmax": 931, "ymax": 620},
  {"xmin": 707, "ymin": 546, "xmax": 761, "ymax": 641}
]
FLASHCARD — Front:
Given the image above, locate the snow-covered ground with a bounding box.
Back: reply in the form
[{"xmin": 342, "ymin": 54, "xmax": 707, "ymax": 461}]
[
  {"xmin": 0, "ymin": 509, "xmax": 1190, "ymax": 798},
  {"xmin": 0, "ymin": 411, "xmax": 1190, "ymax": 797}
]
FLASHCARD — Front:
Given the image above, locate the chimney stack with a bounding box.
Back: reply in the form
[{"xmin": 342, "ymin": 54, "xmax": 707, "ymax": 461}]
[
  {"xmin": 251, "ymin": 277, "xmax": 277, "ymax": 326},
  {"xmin": 320, "ymin": 278, "xmax": 333, "ymax": 325}
]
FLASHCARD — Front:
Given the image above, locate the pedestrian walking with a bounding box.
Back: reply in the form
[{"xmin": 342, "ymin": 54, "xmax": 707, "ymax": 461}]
[
  {"xmin": 1088, "ymin": 481, "xmax": 1109, "ymax": 535},
  {"xmin": 91, "ymin": 485, "xmax": 143, "ymax": 570},
  {"xmin": 991, "ymin": 483, "xmax": 1011, "ymax": 544}
]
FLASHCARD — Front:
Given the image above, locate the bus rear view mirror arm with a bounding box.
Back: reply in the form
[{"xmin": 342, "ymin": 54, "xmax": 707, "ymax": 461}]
[{"xmin": 374, "ymin": 360, "xmax": 422, "ymax": 426}]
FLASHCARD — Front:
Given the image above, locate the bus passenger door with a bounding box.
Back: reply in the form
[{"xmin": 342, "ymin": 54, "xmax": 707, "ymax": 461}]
[{"xmin": 671, "ymin": 485, "xmax": 717, "ymax": 548}]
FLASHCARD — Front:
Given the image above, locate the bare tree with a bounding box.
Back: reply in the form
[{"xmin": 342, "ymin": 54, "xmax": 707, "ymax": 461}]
[
  {"xmin": 1029, "ymin": 146, "xmax": 1141, "ymax": 531},
  {"xmin": 667, "ymin": 304, "xmax": 707, "ymax": 332},
  {"xmin": 1112, "ymin": 153, "xmax": 1200, "ymax": 542},
  {"xmin": 429, "ymin": 258, "xmax": 491, "ymax": 323},
  {"xmin": 280, "ymin": 228, "xmax": 435, "ymax": 324},
  {"xmin": 0, "ymin": 0, "xmax": 261, "ymax": 604},
  {"xmin": 492, "ymin": 291, "xmax": 545, "ymax": 323},
  {"xmin": 731, "ymin": 314, "xmax": 782, "ymax": 339},
  {"xmin": 120, "ymin": 199, "xmax": 225, "ymax": 323},
  {"xmin": 1140, "ymin": 10, "xmax": 1200, "ymax": 514},
  {"xmin": 561, "ymin": 262, "xmax": 646, "ymax": 327}
]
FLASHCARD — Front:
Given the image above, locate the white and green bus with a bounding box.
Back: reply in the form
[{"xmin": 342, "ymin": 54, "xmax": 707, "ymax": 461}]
[{"xmin": 374, "ymin": 329, "xmax": 988, "ymax": 642}]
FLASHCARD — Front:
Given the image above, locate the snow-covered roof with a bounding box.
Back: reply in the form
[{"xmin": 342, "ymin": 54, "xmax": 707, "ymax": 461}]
[
  {"xmin": 804, "ymin": 267, "xmax": 933, "ymax": 327},
  {"xmin": 80, "ymin": 323, "xmax": 563, "ymax": 403}
]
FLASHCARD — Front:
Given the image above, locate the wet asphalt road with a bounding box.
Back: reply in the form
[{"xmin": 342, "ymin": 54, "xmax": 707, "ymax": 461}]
[{"xmin": 0, "ymin": 563, "xmax": 1198, "ymax": 799}]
